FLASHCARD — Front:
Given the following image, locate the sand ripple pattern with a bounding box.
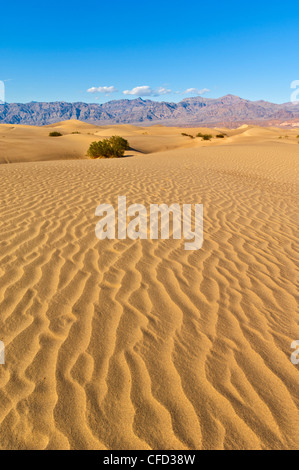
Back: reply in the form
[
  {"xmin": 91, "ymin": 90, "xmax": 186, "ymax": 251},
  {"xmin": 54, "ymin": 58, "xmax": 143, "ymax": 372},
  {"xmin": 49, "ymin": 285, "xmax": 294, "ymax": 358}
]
[{"xmin": 0, "ymin": 143, "xmax": 298, "ymax": 449}]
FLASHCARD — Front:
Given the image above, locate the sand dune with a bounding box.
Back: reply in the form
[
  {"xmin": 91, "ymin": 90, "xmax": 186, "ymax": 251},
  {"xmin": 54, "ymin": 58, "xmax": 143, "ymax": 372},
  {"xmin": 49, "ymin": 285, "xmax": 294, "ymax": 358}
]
[
  {"xmin": 0, "ymin": 120, "xmax": 298, "ymax": 164},
  {"xmin": 0, "ymin": 124, "xmax": 298, "ymax": 450}
]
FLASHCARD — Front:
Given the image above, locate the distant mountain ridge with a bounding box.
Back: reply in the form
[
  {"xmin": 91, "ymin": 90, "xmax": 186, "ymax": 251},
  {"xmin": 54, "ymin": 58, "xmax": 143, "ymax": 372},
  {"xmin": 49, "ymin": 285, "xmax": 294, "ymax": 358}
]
[{"xmin": 1, "ymin": 95, "xmax": 299, "ymax": 127}]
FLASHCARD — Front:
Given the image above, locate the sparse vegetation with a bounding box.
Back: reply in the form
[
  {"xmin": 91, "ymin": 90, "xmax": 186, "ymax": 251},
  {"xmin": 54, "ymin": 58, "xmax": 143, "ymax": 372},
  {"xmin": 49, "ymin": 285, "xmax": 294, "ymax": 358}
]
[
  {"xmin": 49, "ymin": 131, "xmax": 63, "ymax": 137},
  {"xmin": 200, "ymin": 134, "xmax": 213, "ymax": 141},
  {"xmin": 109, "ymin": 135, "xmax": 130, "ymax": 151},
  {"xmin": 216, "ymin": 134, "xmax": 225, "ymax": 138},
  {"xmin": 181, "ymin": 133, "xmax": 195, "ymax": 139},
  {"xmin": 87, "ymin": 136, "xmax": 129, "ymax": 159},
  {"xmin": 71, "ymin": 131, "xmax": 81, "ymax": 134},
  {"xmin": 182, "ymin": 131, "xmax": 215, "ymax": 141},
  {"xmin": 196, "ymin": 133, "xmax": 213, "ymax": 140}
]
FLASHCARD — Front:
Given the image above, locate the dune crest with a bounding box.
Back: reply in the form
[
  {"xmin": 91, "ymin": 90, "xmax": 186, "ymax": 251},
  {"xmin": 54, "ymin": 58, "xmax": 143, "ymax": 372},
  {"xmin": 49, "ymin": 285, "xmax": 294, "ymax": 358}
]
[
  {"xmin": 0, "ymin": 121, "xmax": 298, "ymax": 164},
  {"xmin": 0, "ymin": 136, "xmax": 298, "ymax": 449}
]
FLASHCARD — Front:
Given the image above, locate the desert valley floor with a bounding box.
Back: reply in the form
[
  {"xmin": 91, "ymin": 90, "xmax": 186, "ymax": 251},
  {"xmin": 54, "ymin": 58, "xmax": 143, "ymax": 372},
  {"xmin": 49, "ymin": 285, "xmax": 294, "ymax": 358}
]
[{"xmin": 0, "ymin": 122, "xmax": 298, "ymax": 449}]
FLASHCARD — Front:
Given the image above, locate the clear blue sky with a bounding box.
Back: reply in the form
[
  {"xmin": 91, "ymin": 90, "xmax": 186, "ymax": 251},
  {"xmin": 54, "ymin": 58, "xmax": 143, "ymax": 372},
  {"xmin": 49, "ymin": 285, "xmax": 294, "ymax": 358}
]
[{"xmin": 1, "ymin": 0, "xmax": 298, "ymax": 104}]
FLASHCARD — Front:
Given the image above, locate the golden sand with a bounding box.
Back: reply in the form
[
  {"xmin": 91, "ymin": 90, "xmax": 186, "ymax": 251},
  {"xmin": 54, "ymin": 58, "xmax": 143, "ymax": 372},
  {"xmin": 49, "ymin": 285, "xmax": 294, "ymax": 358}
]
[{"xmin": 0, "ymin": 122, "xmax": 298, "ymax": 449}]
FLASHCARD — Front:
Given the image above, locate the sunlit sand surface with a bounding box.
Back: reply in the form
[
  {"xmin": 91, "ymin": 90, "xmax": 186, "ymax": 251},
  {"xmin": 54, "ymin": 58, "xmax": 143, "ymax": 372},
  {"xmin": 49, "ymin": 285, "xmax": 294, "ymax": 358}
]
[{"xmin": 0, "ymin": 122, "xmax": 298, "ymax": 449}]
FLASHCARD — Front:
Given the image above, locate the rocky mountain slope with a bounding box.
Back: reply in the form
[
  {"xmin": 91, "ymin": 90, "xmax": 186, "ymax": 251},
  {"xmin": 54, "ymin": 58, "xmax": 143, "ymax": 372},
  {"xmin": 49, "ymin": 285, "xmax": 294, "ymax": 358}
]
[{"xmin": 1, "ymin": 95, "xmax": 299, "ymax": 127}]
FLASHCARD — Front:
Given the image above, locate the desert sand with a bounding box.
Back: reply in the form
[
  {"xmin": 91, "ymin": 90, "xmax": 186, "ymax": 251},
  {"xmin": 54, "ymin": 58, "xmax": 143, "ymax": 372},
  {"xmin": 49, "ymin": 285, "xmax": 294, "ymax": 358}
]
[
  {"xmin": 0, "ymin": 121, "xmax": 298, "ymax": 450},
  {"xmin": 0, "ymin": 120, "xmax": 298, "ymax": 164}
]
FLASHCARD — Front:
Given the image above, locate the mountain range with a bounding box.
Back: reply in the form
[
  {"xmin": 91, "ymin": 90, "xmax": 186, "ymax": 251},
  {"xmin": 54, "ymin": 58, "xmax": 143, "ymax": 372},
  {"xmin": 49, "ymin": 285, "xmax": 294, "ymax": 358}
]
[{"xmin": 1, "ymin": 95, "xmax": 299, "ymax": 127}]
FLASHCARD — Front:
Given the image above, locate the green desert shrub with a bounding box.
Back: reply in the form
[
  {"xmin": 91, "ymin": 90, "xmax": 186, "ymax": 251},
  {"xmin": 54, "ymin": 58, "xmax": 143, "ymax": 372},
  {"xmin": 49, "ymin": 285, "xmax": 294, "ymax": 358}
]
[
  {"xmin": 49, "ymin": 131, "xmax": 63, "ymax": 137},
  {"xmin": 87, "ymin": 136, "xmax": 129, "ymax": 159},
  {"xmin": 109, "ymin": 135, "xmax": 130, "ymax": 151},
  {"xmin": 181, "ymin": 133, "xmax": 194, "ymax": 139},
  {"xmin": 216, "ymin": 134, "xmax": 225, "ymax": 138},
  {"xmin": 87, "ymin": 140, "xmax": 113, "ymax": 158},
  {"xmin": 196, "ymin": 133, "xmax": 213, "ymax": 140}
]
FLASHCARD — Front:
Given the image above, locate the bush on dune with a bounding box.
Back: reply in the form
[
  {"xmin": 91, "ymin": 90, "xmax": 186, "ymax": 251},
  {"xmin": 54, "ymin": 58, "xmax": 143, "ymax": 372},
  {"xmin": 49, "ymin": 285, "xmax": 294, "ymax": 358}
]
[
  {"xmin": 201, "ymin": 134, "xmax": 213, "ymax": 140},
  {"xmin": 181, "ymin": 133, "xmax": 195, "ymax": 139},
  {"xmin": 49, "ymin": 131, "xmax": 63, "ymax": 137},
  {"xmin": 87, "ymin": 136, "xmax": 129, "ymax": 159},
  {"xmin": 88, "ymin": 140, "xmax": 113, "ymax": 159},
  {"xmin": 196, "ymin": 133, "xmax": 213, "ymax": 140}
]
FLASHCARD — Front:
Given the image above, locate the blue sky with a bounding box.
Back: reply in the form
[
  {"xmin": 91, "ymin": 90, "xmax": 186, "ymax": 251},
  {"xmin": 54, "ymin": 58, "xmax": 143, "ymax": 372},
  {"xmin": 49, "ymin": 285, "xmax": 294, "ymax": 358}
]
[{"xmin": 1, "ymin": 0, "xmax": 298, "ymax": 104}]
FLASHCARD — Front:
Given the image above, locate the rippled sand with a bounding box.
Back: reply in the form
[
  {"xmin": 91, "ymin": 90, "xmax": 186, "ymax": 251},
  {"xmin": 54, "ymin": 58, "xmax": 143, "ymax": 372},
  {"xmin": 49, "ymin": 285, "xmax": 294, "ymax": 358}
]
[{"xmin": 0, "ymin": 127, "xmax": 298, "ymax": 449}]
